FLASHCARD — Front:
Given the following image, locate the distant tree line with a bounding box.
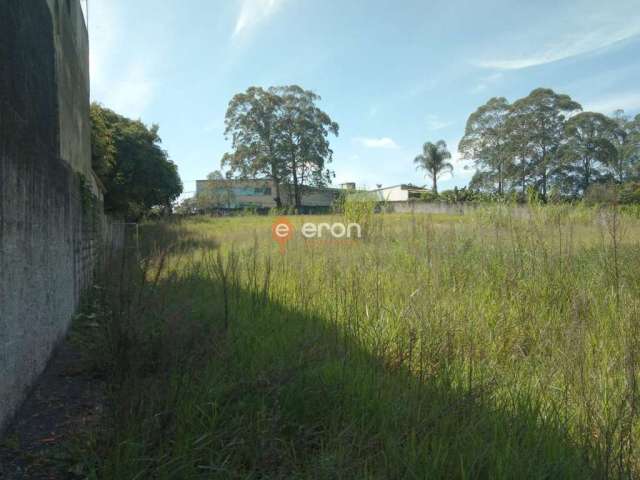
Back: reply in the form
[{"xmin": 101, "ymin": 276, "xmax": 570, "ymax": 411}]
[
  {"xmin": 221, "ymin": 85, "xmax": 339, "ymax": 210},
  {"xmin": 458, "ymin": 88, "xmax": 640, "ymax": 203},
  {"xmin": 90, "ymin": 104, "xmax": 183, "ymax": 220}
]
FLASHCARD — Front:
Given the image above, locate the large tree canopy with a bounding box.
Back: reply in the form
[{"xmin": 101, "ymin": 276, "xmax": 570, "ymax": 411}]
[
  {"xmin": 459, "ymin": 97, "xmax": 511, "ymax": 195},
  {"xmin": 509, "ymin": 88, "xmax": 582, "ymax": 200},
  {"xmin": 221, "ymin": 85, "xmax": 338, "ymax": 209},
  {"xmin": 221, "ymin": 87, "xmax": 285, "ymax": 205},
  {"xmin": 611, "ymin": 111, "xmax": 640, "ymax": 184},
  {"xmin": 558, "ymin": 112, "xmax": 618, "ymax": 195},
  {"xmin": 457, "ymin": 88, "xmax": 640, "ymax": 201},
  {"xmin": 90, "ymin": 103, "xmax": 183, "ymax": 219}
]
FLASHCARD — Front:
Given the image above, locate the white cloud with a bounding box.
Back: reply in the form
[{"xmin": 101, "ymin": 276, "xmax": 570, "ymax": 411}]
[
  {"xmin": 584, "ymin": 92, "xmax": 640, "ymax": 115},
  {"xmin": 233, "ymin": 0, "xmax": 285, "ymax": 38},
  {"xmin": 475, "ymin": 10, "xmax": 640, "ymax": 70},
  {"xmin": 426, "ymin": 114, "xmax": 453, "ymax": 131},
  {"xmin": 353, "ymin": 137, "xmax": 400, "ymax": 149}
]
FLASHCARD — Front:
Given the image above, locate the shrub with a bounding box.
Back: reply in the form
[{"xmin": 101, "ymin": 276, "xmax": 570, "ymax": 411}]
[
  {"xmin": 583, "ymin": 184, "xmax": 619, "ymax": 206},
  {"xmin": 619, "ymin": 182, "xmax": 640, "ymax": 205},
  {"xmin": 420, "ymin": 190, "xmax": 439, "ymax": 202},
  {"xmin": 342, "ymin": 191, "xmax": 380, "ymax": 238}
]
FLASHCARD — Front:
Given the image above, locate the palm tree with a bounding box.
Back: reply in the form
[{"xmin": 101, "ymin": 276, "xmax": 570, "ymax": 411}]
[{"xmin": 414, "ymin": 140, "xmax": 453, "ymax": 194}]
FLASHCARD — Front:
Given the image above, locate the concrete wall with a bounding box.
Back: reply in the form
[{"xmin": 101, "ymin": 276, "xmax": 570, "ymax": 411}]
[
  {"xmin": 386, "ymin": 202, "xmax": 480, "ymax": 215},
  {"xmin": 0, "ymin": 0, "xmax": 111, "ymax": 431},
  {"xmin": 46, "ymin": 0, "xmax": 93, "ymax": 182},
  {"xmin": 385, "ymin": 201, "xmax": 531, "ymax": 218}
]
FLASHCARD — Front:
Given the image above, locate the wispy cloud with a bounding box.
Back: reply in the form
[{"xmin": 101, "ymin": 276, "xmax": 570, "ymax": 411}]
[
  {"xmin": 233, "ymin": 0, "xmax": 285, "ymax": 38},
  {"xmin": 471, "ymin": 72, "xmax": 503, "ymax": 93},
  {"xmin": 426, "ymin": 114, "xmax": 453, "ymax": 131},
  {"xmin": 353, "ymin": 137, "xmax": 400, "ymax": 149},
  {"xmin": 584, "ymin": 92, "xmax": 640, "ymax": 115},
  {"xmin": 475, "ymin": 11, "xmax": 640, "ymax": 70}
]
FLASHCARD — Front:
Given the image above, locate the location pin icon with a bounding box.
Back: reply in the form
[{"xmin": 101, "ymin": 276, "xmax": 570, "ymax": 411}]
[{"xmin": 272, "ymin": 217, "xmax": 294, "ymax": 254}]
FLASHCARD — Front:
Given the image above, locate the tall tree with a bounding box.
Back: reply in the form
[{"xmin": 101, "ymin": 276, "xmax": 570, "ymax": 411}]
[
  {"xmin": 414, "ymin": 140, "xmax": 453, "ymax": 194},
  {"xmin": 510, "ymin": 88, "xmax": 582, "ymax": 200},
  {"xmin": 559, "ymin": 112, "xmax": 618, "ymax": 195},
  {"xmin": 458, "ymin": 97, "xmax": 510, "ymax": 195},
  {"xmin": 90, "ymin": 103, "xmax": 183, "ymax": 220},
  {"xmin": 504, "ymin": 103, "xmax": 536, "ymax": 196},
  {"xmin": 221, "ymin": 85, "xmax": 338, "ymax": 210},
  {"xmin": 273, "ymin": 85, "xmax": 338, "ymax": 208},
  {"xmin": 610, "ymin": 110, "xmax": 640, "ymax": 183},
  {"xmin": 222, "ymin": 87, "xmax": 286, "ymax": 208}
]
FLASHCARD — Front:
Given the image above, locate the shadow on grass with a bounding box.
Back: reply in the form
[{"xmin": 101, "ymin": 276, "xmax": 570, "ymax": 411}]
[
  {"xmin": 135, "ymin": 221, "xmax": 220, "ymax": 256},
  {"xmin": 82, "ymin": 231, "xmax": 596, "ymax": 479}
]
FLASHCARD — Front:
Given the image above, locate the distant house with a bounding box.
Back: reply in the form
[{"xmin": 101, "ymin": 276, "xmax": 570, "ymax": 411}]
[
  {"xmin": 370, "ymin": 184, "xmax": 429, "ymax": 202},
  {"xmin": 195, "ymin": 178, "xmax": 340, "ymax": 211}
]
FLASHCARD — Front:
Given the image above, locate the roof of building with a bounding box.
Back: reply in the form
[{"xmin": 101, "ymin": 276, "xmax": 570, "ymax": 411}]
[{"xmin": 369, "ymin": 184, "xmax": 428, "ymax": 192}]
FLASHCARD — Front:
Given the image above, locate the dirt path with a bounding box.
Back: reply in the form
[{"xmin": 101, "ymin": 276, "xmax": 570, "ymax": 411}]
[{"xmin": 0, "ymin": 341, "xmax": 104, "ymax": 479}]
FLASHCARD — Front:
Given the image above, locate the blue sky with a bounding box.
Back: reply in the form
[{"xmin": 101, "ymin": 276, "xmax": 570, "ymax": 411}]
[{"xmin": 88, "ymin": 0, "xmax": 640, "ymax": 197}]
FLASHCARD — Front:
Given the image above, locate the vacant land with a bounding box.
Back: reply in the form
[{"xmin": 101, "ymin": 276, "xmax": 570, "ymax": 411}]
[{"xmin": 73, "ymin": 207, "xmax": 640, "ymax": 478}]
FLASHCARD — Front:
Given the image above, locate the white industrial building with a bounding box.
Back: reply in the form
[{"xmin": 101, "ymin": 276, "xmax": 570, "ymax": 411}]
[{"xmin": 370, "ymin": 184, "xmax": 429, "ymax": 202}]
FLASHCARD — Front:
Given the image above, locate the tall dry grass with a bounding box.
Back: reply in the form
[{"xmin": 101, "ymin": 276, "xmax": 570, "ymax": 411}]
[{"xmin": 72, "ymin": 206, "xmax": 640, "ymax": 479}]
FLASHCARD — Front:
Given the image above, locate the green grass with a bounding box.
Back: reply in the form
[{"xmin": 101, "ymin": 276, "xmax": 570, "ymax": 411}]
[{"xmin": 74, "ymin": 207, "xmax": 640, "ymax": 478}]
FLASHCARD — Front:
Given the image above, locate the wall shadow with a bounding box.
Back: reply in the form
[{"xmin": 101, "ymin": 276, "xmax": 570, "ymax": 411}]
[{"xmin": 95, "ymin": 249, "xmax": 597, "ymax": 479}]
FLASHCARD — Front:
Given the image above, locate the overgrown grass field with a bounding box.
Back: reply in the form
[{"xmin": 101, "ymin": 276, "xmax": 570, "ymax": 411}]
[{"xmin": 76, "ymin": 206, "xmax": 640, "ymax": 478}]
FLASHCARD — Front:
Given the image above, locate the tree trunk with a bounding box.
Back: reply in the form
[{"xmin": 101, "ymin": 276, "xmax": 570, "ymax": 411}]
[
  {"xmin": 521, "ymin": 157, "xmax": 526, "ymax": 195},
  {"xmin": 432, "ymin": 174, "xmax": 438, "ymax": 195},
  {"xmin": 290, "ymin": 146, "xmax": 301, "ymax": 210},
  {"xmin": 268, "ymin": 146, "xmax": 282, "ymax": 209},
  {"xmin": 540, "ymin": 146, "xmax": 548, "ymax": 202},
  {"xmin": 273, "ymin": 180, "xmax": 282, "ymax": 209},
  {"xmin": 292, "ymin": 167, "xmax": 300, "ymax": 210},
  {"xmin": 583, "ymin": 157, "xmax": 591, "ymax": 193}
]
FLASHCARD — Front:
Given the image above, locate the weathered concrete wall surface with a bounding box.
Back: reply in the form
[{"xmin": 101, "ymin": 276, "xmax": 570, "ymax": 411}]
[
  {"xmin": 0, "ymin": 0, "xmax": 111, "ymax": 431},
  {"xmin": 46, "ymin": 0, "xmax": 93, "ymax": 181}
]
